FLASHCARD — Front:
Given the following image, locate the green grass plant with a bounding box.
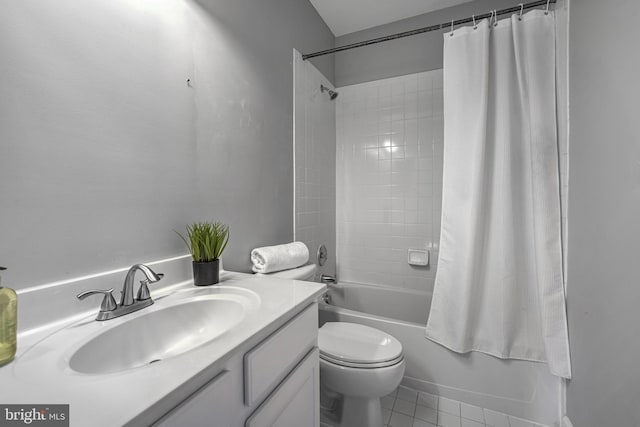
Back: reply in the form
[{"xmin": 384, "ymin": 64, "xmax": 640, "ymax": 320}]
[{"xmin": 176, "ymin": 222, "xmax": 229, "ymax": 262}]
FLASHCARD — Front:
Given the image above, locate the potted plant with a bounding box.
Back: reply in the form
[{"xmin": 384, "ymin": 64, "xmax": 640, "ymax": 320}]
[{"xmin": 177, "ymin": 221, "xmax": 229, "ymax": 286}]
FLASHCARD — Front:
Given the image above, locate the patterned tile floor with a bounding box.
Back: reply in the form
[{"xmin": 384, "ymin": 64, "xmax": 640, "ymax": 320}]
[{"xmin": 380, "ymin": 385, "xmax": 548, "ymax": 427}]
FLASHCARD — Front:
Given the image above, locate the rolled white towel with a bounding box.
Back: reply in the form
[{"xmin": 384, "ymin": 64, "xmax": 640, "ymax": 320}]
[{"xmin": 251, "ymin": 241, "xmax": 310, "ymax": 274}]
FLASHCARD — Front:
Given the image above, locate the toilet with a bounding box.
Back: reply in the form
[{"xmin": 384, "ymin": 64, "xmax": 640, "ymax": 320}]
[
  {"xmin": 318, "ymin": 322, "xmax": 405, "ymax": 427},
  {"xmin": 260, "ymin": 265, "xmax": 405, "ymax": 427}
]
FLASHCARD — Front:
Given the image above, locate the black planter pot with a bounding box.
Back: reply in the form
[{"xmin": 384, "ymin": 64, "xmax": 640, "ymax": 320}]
[{"xmin": 192, "ymin": 259, "xmax": 220, "ymax": 286}]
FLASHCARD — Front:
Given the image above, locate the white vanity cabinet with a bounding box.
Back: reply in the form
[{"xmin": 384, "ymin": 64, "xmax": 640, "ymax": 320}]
[
  {"xmin": 245, "ymin": 348, "xmax": 319, "ymax": 427},
  {"xmin": 154, "ymin": 371, "xmax": 234, "ymax": 427},
  {"xmin": 153, "ymin": 302, "xmax": 319, "ymax": 427}
]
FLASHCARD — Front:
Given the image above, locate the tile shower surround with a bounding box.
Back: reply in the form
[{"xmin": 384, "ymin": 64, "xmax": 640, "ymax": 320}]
[
  {"xmin": 336, "ymin": 69, "xmax": 569, "ymax": 294},
  {"xmin": 336, "ymin": 70, "xmax": 444, "ymax": 291}
]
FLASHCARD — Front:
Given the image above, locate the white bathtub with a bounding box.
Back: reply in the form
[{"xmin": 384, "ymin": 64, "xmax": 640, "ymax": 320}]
[
  {"xmin": 318, "ymin": 282, "xmax": 560, "ymax": 426},
  {"xmin": 323, "ymin": 281, "xmax": 430, "ymax": 324}
]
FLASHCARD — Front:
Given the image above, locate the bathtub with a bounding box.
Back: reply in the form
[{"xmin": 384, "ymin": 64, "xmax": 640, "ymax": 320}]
[
  {"xmin": 323, "ymin": 281, "xmax": 430, "ymax": 325},
  {"xmin": 318, "ymin": 281, "xmax": 560, "ymax": 426}
]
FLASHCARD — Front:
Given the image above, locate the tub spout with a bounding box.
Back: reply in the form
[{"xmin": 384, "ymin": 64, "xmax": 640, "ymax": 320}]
[{"xmin": 321, "ymin": 274, "xmax": 336, "ymax": 285}]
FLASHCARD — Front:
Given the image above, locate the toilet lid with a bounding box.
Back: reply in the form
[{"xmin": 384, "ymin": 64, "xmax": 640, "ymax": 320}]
[{"xmin": 318, "ymin": 322, "xmax": 403, "ymax": 365}]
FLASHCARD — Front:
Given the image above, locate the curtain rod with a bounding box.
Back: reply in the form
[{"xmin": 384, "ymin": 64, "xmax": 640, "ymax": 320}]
[{"xmin": 302, "ymin": 0, "xmax": 556, "ymax": 60}]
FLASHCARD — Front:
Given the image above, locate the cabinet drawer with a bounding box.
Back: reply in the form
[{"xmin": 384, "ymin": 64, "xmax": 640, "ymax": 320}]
[
  {"xmin": 154, "ymin": 370, "xmax": 232, "ymax": 427},
  {"xmin": 245, "ymin": 348, "xmax": 319, "ymax": 427},
  {"xmin": 244, "ymin": 303, "xmax": 317, "ymax": 406}
]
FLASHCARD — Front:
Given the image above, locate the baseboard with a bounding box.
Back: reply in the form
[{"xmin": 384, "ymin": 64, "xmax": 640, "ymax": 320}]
[
  {"xmin": 401, "ymin": 375, "xmax": 556, "ymax": 427},
  {"xmin": 401, "ymin": 375, "xmax": 529, "ymax": 415}
]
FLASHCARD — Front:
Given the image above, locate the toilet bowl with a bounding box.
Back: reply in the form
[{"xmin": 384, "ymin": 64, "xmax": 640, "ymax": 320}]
[
  {"xmin": 318, "ymin": 322, "xmax": 405, "ymax": 427},
  {"xmin": 257, "ymin": 265, "xmax": 404, "ymax": 427}
]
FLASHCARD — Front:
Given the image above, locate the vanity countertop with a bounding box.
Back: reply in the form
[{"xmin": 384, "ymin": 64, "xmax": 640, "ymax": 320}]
[{"xmin": 0, "ymin": 271, "xmax": 325, "ymax": 427}]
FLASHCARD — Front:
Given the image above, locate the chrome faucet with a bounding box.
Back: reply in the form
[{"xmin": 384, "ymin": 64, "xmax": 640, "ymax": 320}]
[
  {"xmin": 77, "ymin": 264, "xmax": 164, "ymax": 321},
  {"xmin": 320, "ymin": 274, "xmax": 336, "ymax": 285},
  {"xmin": 120, "ymin": 264, "xmax": 164, "ymax": 307},
  {"xmin": 320, "ymin": 274, "xmax": 336, "ymax": 305}
]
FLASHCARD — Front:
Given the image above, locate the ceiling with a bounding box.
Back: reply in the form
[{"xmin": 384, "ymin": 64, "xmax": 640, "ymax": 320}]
[{"xmin": 309, "ymin": 0, "xmax": 475, "ymax": 37}]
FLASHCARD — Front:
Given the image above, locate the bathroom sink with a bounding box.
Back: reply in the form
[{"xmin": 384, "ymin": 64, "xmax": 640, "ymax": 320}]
[{"xmin": 68, "ymin": 296, "xmax": 248, "ymax": 375}]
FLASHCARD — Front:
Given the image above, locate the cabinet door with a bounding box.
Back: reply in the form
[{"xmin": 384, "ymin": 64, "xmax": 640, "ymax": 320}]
[
  {"xmin": 154, "ymin": 370, "xmax": 232, "ymax": 427},
  {"xmin": 244, "ymin": 303, "xmax": 318, "ymax": 406},
  {"xmin": 245, "ymin": 348, "xmax": 319, "ymax": 427}
]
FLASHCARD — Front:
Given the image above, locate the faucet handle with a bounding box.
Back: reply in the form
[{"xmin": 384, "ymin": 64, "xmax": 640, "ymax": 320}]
[
  {"xmin": 136, "ymin": 280, "xmax": 151, "ymax": 301},
  {"xmin": 136, "ymin": 269, "xmax": 163, "ymax": 301},
  {"xmin": 77, "ymin": 288, "xmax": 118, "ymax": 312}
]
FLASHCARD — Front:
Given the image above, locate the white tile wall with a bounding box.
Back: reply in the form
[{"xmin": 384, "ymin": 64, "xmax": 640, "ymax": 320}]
[
  {"xmin": 335, "ymin": 68, "xmax": 569, "ymax": 294},
  {"xmin": 294, "ymin": 52, "xmax": 336, "ymax": 278},
  {"xmin": 336, "ymin": 70, "xmax": 443, "ymax": 291}
]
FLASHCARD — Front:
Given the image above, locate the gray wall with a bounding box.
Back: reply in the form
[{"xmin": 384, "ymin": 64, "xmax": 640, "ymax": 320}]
[
  {"xmin": 334, "ymin": 0, "xmax": 526, "ymax": 87},
  {"xmin": 567, "ymin": 0, "xmax": 640, "ymax": 426},
  {"xmin": 0, "ymin": 0, "xmax": 333, "ymax": 288}
]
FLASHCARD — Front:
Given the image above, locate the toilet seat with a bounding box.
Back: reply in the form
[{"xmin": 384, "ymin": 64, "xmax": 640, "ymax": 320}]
[
  {"xmin": 319, "ymin": 322, "xmax": 403, "ymax": 368},
  {"xmin": 320, "ymin": 352, "xmax": 404, "ymax": 369}
]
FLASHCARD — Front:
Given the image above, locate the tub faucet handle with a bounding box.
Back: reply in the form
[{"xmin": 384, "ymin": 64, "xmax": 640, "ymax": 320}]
[{"xmin": 321, "ymin": 274, "xmax": 336, "ymax": 284}]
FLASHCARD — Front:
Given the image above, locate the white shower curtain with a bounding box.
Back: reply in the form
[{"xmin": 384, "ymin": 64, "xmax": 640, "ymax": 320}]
[{"xmin": 425, "ymin": 11, "xmax": 571, "ymax": 379}]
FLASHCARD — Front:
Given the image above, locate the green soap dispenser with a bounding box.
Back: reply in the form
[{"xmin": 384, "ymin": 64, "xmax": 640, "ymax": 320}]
[{"xmin": 0, "ymin": 267, "xmax": 17, "ymax": 367}]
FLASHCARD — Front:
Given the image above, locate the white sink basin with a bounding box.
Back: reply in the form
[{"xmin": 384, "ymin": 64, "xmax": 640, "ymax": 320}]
[
  {"xmin": 13, "ymin": 285, "xmax": 261, "ymax": 381},
  {"xmin": 69, "ymin": 297, "xmax": 246, "ymax": 374}
]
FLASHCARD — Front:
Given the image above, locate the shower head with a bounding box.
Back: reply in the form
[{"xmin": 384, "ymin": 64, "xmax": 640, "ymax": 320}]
[{"xmin": 321, "ymin": 84, "xmax": 338, "ymax": 100}]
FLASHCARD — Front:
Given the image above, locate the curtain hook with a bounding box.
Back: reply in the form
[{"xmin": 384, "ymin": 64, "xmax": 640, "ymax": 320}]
[
  {"xmin": 450, "ymin": 19, "xmax": 454, "ymax": 36},
  {"xmin": 488, "ymin": 10, "xmax": 494, "ymax": 27},
  {"xmin": 472, "ymin": 14, "xmax": 477, "ymax": 29},
  {"xmin": 519, "ymin": 3, "xmax": 524, "ymax": 21},
  {"xmin": 545, "ymin": 0, "xmax": 551, "ymax": 15},
  {"xmin": 493, "ymin": 9, "xmax": 498, "ymax": 26}
]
